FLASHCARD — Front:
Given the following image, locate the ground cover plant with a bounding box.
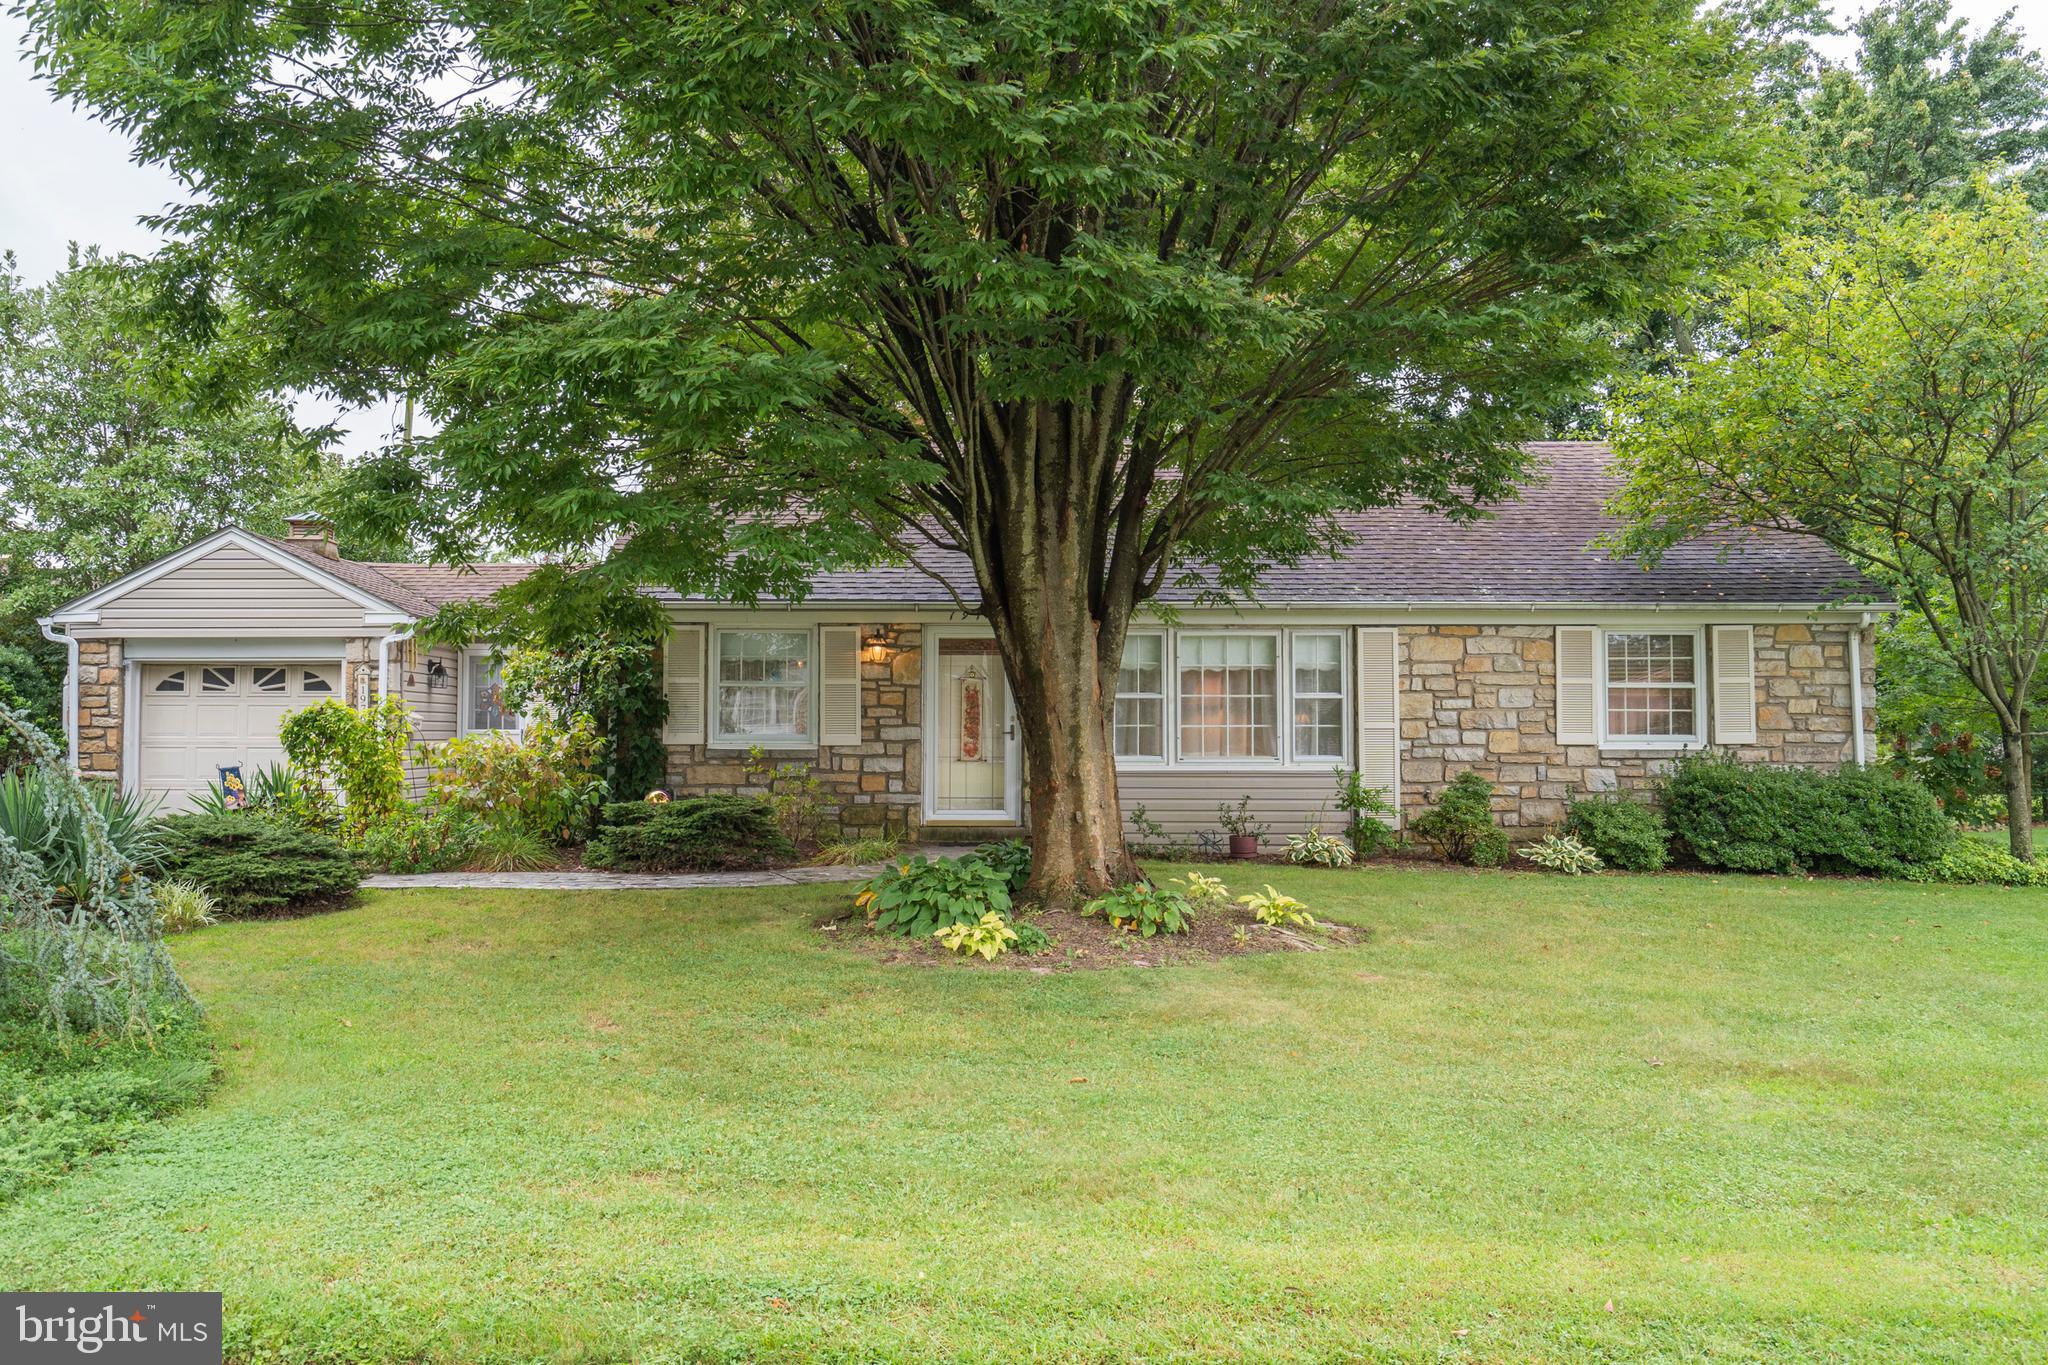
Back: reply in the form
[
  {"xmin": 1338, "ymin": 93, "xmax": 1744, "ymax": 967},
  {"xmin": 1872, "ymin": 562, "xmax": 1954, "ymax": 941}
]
[
  {"xmin": 2, "ymin": 867, "xmax": 2040, "ymax": 1361},
  {"xmin": 0, "ymin": 1010, "xmax": 213, "ymax": 1205}
]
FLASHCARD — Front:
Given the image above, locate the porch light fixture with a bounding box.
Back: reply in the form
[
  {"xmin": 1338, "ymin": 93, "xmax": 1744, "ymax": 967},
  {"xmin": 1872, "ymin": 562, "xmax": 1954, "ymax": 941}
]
[{"xmin": 863, "ymin": 626, "xmax": 900, "ymax": 660}]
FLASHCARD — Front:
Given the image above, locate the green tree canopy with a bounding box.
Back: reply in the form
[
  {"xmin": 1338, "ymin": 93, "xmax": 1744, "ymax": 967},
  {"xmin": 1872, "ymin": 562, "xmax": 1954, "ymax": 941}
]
[
  {"xmin": 29, "ymin": 0, "xmax": 1776, "ymax": 899},
  {"xmin": 0, "ymin": 249, "xmax": 342, "ymax": 642},
  {"xmin": 1609, "ymin": 189, "xmax": 2048, "ymax": 857}
]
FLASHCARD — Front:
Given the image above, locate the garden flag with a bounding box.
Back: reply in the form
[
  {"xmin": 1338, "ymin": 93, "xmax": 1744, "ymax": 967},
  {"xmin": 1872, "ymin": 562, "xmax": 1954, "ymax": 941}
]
[{"xmin": 217, "ymin": 765, "xmax": 247, "ymax": 810}]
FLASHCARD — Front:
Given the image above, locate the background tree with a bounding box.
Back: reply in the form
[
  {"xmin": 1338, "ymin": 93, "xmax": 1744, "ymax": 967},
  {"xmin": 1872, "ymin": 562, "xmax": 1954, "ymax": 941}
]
[
  {"xmin": 1542, "ymin": 0, "xmax": 2048, "ymax": 434},
  {"xmin": 1801, "ymin": 0, "xmax": 2048, "ymax": 211},
  {"xmin": 1609, "ymin": 190, "xmax": 2048, "ymax": 858},
  {"xmin": 0, "ymin": 249, "xmax": 345, "ymax": 673},
  {"xmin": 30, "ymin": 0, "xmax": 1773, "ymax": 901}
]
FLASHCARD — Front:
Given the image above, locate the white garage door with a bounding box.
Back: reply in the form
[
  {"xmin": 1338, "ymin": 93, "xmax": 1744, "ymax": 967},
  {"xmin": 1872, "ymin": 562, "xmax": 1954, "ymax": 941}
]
[{"xmin": 139, "ymin": 663, "xmax": 341, "ymax": 811}]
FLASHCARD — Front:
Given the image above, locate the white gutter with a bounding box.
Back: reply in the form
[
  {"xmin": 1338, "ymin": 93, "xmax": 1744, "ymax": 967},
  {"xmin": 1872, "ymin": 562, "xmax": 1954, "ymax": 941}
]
[
  {"xmin": 378, "ymin": 626, "xmax": 417, "ymax": 701},
  {"xmin": 37, "ymin": 618, "xmax": 79, "ymax": 770},
  {"xmin": 1848, "ymin": 614, "xmax": 1869, "ymax": 766}
]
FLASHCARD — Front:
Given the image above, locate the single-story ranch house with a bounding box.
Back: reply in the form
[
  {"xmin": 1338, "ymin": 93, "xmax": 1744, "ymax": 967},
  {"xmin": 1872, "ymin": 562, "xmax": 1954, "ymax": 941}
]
[{"xmin": 41, "ymin": 443, "xmax": 1885, "ymax": 841}]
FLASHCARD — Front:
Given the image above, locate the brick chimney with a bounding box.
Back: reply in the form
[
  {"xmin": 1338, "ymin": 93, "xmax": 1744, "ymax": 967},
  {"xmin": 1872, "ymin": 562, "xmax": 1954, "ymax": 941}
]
[{"xmin": 283, "ymin": 513, "xmax": 340, "ymax": 559}]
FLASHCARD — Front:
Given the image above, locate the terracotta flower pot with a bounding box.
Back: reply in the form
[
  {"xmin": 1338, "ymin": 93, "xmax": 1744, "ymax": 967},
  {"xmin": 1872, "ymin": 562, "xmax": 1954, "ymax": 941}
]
[{"xmin": 1228, "ymin": 833, "xmax": 1260, "ymax": 860}]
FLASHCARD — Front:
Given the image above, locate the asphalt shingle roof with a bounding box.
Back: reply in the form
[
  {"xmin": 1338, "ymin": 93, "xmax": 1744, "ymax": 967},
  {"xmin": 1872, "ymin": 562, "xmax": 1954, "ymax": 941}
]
[{"xmin": 314, "ymin": 442, "xmax": 1883, "ymax": 613}]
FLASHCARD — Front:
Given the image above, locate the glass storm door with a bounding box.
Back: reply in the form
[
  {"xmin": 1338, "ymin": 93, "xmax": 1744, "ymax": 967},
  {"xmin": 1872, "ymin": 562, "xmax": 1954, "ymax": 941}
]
[{"xmin": 925, "ymin": 635, "xmax": 1020, "ymax": 823}]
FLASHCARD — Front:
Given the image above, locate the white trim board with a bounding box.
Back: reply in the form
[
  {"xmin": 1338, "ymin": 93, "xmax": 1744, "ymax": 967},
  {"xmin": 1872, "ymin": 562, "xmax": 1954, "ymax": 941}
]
[{"xmin": 119, "ymin": 637, "xmax": 363, "ymax": 662}]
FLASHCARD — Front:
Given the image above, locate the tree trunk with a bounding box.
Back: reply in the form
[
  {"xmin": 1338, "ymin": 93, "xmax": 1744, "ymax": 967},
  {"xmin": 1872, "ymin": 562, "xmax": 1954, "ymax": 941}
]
[
  {"xmin": 2007, "ymin": 716, "xmax": 2036, "ymax": 861},
  {"xmin": 1002, "ymin": 624, "xmax": 1137, "ymax": 909},
  {"xmin": 979, "ymin": 449, "xmax": 1142, "ymax": 909}
]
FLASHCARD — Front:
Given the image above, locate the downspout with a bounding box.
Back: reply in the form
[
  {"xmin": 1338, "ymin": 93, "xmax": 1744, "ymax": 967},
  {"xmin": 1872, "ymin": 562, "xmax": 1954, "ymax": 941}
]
[
  {"xmin": 1848, "ymin": 615, "xmax": 1868, "ymax": 766},
  {"xmin": 379, "ymin": 626, "xmax": 417, "ymax": 702},
  {"xmin": 37, "ymin": 618, "xmax": 79, "ymax": 770}
]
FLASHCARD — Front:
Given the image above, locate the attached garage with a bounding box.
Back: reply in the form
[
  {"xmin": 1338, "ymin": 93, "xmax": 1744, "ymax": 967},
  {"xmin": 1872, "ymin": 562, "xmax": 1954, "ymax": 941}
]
[{"xmin": 136, "ymin": 662, "xmax": 342, "ymax": 811}]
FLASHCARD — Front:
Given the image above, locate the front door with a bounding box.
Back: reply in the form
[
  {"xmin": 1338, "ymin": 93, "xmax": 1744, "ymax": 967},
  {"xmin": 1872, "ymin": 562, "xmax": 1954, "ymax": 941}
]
[{"xmin": 924, "ymin": 633, "xmax": 1021, "ymax": 825}]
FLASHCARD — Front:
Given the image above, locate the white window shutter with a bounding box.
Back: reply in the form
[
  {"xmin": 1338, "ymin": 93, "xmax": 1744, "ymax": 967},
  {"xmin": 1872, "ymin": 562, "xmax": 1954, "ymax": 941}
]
[
  {"xmin": 1712, "ymin": 625, "xmax": 1757, "ymax": 744},
  {"xmin": 1355, "ymin": 628, "xmax": 1400, "ymax": 824},
  {"xmin": 819, "ymin": 626, "xmax": 863, "ymax": 746},
  {"xmin": 1555, "ymin": 626, "xmax": 1599, "ymax": 745},
  {"xmin": 662, "ymin": 625, "xmax": 705, "ymax": 745}
]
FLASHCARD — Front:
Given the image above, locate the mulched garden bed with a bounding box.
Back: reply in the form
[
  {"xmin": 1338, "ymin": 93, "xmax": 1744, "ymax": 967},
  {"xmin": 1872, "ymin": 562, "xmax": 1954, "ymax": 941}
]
[{"xmin": 816, "ymin": 904, "xmax": 1367, "ymax": 972}]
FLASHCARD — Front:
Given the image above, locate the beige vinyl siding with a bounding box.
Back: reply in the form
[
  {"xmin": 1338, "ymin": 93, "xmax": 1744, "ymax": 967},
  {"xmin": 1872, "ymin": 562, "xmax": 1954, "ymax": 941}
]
[
  {"xmin": 402, "ymin": 644, "xmax": 461, "ymax": 795},
  {"xmin": 81, "ymin": 546, "xmax": 373, "ymax": 637},
  {"xmin": 1116, "ymin": 769, "xmax": 1344, "ymax": 847}
]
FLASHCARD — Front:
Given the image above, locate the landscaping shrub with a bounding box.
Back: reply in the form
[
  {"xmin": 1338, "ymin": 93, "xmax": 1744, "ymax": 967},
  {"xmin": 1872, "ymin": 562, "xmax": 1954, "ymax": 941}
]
[
  {"xmin": 1661, "ymin": 755, "xmax": 1953, "ymax": 878},
  {"xmin": 278, "ymin": 697, "xmax": 411, "ymax": 832},
  {"xmin": 1468, "ymin": 827, "xmax": 1512, "ymax": 868},
  {"xmin": 1518, "ymin": 834, "xmax": 1604, "ymax": 875},
  {"xmin": 1899, "ymin": 838, "xmax": 2048, "ymax": 887},
  {"xmin": 1563, "ymin": 796, "xmax": 1671, "ymax": 872},
  {"xmin": 424, "ymin": 717, "xmax": 608, "ymax": 844},
  {"xmin": 153, "ymin": 812, "xmax": 360, "ymax": 914},
  {"xmin": 1085, "ymin": 879, "xmax": 1194, "ymax": 936},
  {"xmin": 353, "ymin": 804, "xmax": 484, "ymax": 874},
  {"xmin": 583, "ymin": 796, "xmax": 793, "ymax": 871},
  {"xmin": 858, "ymin": 855, "xmax": 1014, "ymax": 936},
  {"xmin": 1334, "ymin": 770, "xmax": 1398, "ymax": 858},
  {"xmin": 1410, "ymin": 772, "xmax": 1505, "ymax": 866}
]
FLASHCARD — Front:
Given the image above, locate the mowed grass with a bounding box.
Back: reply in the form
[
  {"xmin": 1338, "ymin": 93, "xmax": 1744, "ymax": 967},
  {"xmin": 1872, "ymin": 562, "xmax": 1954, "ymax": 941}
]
[{"xmin": 3, "ymin": 868, "xmax": 2044, "ymax": 1363}]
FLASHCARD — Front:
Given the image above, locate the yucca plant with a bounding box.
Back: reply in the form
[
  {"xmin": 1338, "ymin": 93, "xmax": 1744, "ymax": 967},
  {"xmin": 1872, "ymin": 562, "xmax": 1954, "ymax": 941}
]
[{"xmin": 0, "ymin": 768, "xmax": 162, "ymax": 904}]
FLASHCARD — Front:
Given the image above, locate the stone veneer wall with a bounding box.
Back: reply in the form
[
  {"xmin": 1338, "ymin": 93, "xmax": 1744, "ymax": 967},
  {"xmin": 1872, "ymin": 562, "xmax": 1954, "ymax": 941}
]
[
  {"xmin": 1399, "ymin": 621, "xmax": 1876, "ymax": 829},
  {"xmin": 664, "ymin": 623, "xmax": 926, "ymax": 836},
  {"xmin": 73, "ymin": 638, "xmax": 123, "ymax": 779}
]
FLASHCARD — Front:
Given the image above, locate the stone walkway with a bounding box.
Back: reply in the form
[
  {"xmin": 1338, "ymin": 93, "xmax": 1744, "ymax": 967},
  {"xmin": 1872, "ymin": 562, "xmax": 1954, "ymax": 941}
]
[{"xmin": 361, "ymin": 846, "xmax": 982, "ymax": 891}]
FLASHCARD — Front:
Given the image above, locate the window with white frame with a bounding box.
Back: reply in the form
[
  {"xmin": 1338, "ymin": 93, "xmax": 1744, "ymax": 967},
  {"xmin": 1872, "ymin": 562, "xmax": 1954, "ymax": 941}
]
[
  {"xmin": 1603, "ymin": 631, "xmax": 1700, "ymax": 741},
  {"xmin": 1177, "ymin": 633, "xmax": 1279, "ymax": 760},
  {"xmin": 468, "ymin": 653, "xmax": 519, "ymax": 733},
  {"xmin": 1114, "ymin": 633, "xmax": 1166, "ymax": 759},
  {"xmin": 1291, "ymin": 633, "xmax": 1347, "ymax": 761},
  {"xmin": 714, "ymin": 629, "xmax": 812, "ymax": 744}
]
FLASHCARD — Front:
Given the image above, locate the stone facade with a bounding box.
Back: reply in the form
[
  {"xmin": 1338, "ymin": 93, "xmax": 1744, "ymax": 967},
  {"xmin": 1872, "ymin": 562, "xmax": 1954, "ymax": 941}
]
[
  {"xmin": 1399, "ymin": 621, "xmax": 1877, "ymax": 829},
  {"xmin": 663, "ymin": 623, "xmax": 927, "ymax": 837},
  {"xmin": 73, "ymin": 638, "xmax": 123, "ymax": 779}
]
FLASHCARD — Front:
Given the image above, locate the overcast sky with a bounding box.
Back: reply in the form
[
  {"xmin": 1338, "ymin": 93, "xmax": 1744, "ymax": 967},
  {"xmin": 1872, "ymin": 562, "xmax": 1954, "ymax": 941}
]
[{"xmin": 1, "ymin": 1, "xmax": 2037, "ymax": 454}]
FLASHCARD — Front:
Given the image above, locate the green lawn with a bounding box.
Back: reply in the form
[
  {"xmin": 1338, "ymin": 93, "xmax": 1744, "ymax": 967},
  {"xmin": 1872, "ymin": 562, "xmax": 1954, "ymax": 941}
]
[{"xmin": 3, "ymin": 868, "xmax": 2044, "ymax": 1363}]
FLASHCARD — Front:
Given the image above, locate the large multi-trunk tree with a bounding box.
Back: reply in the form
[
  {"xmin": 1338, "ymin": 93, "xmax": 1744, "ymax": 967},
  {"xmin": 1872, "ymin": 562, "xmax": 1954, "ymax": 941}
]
[{"xmin": 30, "ymin": 0, "xmax": 1767, "ymax": 901}]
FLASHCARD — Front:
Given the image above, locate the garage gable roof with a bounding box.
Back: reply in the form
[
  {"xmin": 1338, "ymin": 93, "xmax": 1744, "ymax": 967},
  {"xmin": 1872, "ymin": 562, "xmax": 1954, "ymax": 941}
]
[{"xmin": 47, "ymin": 527, "xmax": 421, "ymax": 624}]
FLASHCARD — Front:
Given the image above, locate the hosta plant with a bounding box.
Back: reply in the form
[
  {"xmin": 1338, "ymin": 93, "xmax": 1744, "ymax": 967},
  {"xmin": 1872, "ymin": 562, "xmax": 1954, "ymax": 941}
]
[
  {"xmin": 1517, "ymin": 834, "xmax": 1604, "ymax": 875},
  {"xmin": 1285, "ymin": 827, "xmax": 1354, "ymax": 867},
  {"xmin": 934, "ymin": 912, "xmax": 1019, "ymax": 960},
  {"xmin": 857, "ymin": 855, "xmax": 1013, "ymax": 938},
  {"xmin": 1174, "ymin": 871, "xmax": 1232, "ymax": 911},
  {"xmin": 1239, "ymin": 885, "xmax": 1315, "ymax": 929},
  {"xmin": 1084, "ymin": 881, "xmax": 1193, "ymax": 937}
]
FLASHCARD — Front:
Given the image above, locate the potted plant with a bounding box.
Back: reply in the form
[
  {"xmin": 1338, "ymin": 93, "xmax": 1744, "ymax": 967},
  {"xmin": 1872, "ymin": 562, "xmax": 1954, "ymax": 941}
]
[{"xmin": 1217, "ymin": 796, "xmax": 1267, "ymax": 860}]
